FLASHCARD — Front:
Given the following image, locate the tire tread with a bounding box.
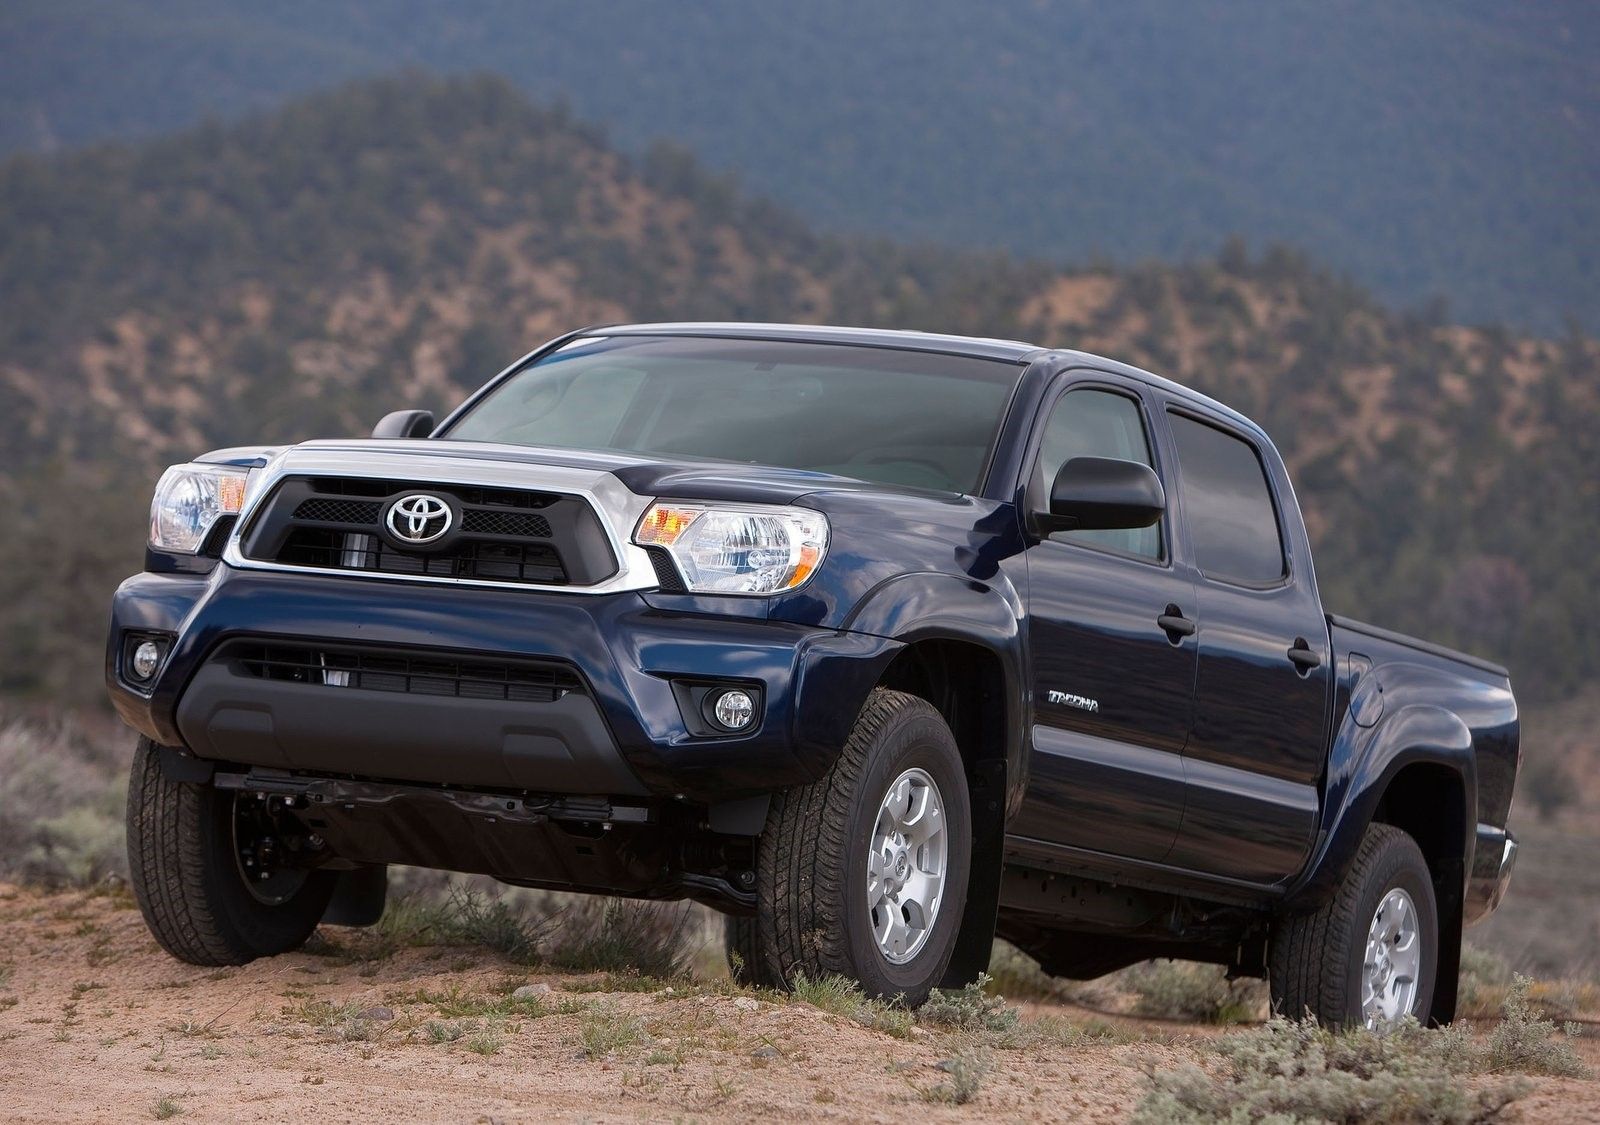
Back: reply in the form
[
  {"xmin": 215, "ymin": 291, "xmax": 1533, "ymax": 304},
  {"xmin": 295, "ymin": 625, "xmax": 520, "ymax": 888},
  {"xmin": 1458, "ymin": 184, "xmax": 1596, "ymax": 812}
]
[
  {"xmin": 126, "ymin": 739, "xmax": 327, "ymax": 966},
  {"xmin": 1269, "ymin": 822, "xmax": 1431, "ymax": 1026},
  {"xmin": 753, "ymin": 689, "xmax": 939, "ymax": 990}
]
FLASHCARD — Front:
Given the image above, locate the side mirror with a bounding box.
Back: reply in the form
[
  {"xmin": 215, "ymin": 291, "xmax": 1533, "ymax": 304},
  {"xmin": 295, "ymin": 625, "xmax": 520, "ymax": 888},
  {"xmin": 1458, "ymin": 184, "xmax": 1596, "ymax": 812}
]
[
  {"xmin": 371, "ymin": 410, "xmax": 435, "ymax": 439},
  {"xmin": 1043, "ymin": 456, "xmax": 1165, "ymax": 532}
]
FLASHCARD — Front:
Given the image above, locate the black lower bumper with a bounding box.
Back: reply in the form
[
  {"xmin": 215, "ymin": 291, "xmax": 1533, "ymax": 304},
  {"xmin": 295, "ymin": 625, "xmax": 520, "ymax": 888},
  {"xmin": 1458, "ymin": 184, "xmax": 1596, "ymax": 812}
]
[
  {"xmin": 108, "ymin": 567, "xmax": 901, "ymax": 804},
  {"xmin": 176, "ymin": 639, "xmax": 648, "ymax": 796}
]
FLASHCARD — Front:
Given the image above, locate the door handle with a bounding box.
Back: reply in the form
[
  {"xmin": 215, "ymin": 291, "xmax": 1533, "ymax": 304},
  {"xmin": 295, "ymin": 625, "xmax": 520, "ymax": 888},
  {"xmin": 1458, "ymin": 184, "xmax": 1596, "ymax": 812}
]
[
  {"xmin": 1157, "ymin": 606, "xmax": 1196, "ymax": 642},
  {"xmin": 1287, "ymin": 640, "xmax": 1322, "ymax": 672}
]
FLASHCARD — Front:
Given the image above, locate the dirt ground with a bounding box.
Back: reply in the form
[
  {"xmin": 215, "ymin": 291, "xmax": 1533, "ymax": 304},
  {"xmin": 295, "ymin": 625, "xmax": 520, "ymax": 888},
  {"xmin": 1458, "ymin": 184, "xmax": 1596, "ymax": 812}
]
[{"xmin": 3, "ymin": 883, "xmax": 1599, "ymax": 1124}]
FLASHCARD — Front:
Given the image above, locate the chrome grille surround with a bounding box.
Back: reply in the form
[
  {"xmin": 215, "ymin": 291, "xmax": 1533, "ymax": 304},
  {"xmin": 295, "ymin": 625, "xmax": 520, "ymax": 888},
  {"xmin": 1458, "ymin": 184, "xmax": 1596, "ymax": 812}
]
[{"xmin": 222, "ymin": 441, "xmax": 658, "ymax": 595}]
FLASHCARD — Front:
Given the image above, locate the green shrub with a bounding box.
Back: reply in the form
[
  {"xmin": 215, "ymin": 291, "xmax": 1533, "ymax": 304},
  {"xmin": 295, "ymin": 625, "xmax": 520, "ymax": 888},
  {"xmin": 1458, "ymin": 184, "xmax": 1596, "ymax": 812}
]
[
  {"xmin": 790, "ymin": 972, "xmax": 868, "ymax": 1017},
  {"xmin": 546, "ymin": 897, "xmax": 693, "ymax": 979},
  {"xmin": 440, "ymin": 887, "xmax": 547, "ymax": 964},
  {"xmin": 425, "ymin": 1020, "xmax": 465, "ymax": 1043},
  {"xmin": 919, "ymin": 974, "xmax": 1019, "ymax": 1033},
  {"xmin": 917, "ymin": 1046, "xmax": 989, "ymax": 1106},
  {"xmin": 1458, "ymin": 947, "xmax": 1600, "ymax": 1022},
  {"xmin": 1133, "ymin": 1017, "xmax": 1527, "ymax": 1124},
  {"xmin": 1118, "ymin": 959, "xmax": 1264, "ymax": 1024},
  {"xmin": 1518, "ymin": 748, "xmax": 1576, "ymax": 819},
  {"xmin": 0, "ymin": 716, "xmax": 126, "ymax": 886},
  {"xmin": 464, "ymin": 1024, "xmax": 505, "ymax": 1056},
  {"xmin": 1134, "ymin": 977, "xmax": 1590, "ymax": 1125},
  {"xmin": 1481, "ymin": 975, "xmax": 1589, "ymax": 1078},
  {"xmin": 357, "ymin": 886, "xmax": 552, "ymax": 964}
]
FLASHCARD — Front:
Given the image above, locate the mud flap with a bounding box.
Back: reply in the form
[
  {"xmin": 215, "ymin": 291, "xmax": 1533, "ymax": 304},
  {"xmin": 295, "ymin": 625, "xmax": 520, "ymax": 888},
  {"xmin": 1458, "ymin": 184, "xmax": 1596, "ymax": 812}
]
[
  {"xmin": 321, "ymin": 864, "xmax": 389, "ymax": 927},
  {"xmin": 940, "ymin": 758, "xmax": 1006, "ymax": 988},
  {"xmin": 1430, "ymin": 856, "xmax": 1464, "ymax": 1026}
]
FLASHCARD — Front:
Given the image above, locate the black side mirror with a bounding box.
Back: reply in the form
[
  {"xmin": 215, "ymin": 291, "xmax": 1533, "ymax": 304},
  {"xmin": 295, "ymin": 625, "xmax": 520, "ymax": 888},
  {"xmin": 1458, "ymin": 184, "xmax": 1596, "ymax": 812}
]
[
  {"xmin": 371, "ymin": 410, "xmax": 435, "ymax": 439},
  {"xmin": 1043, "ymin": 456, "xmax": 1165, "ymax": 532}
]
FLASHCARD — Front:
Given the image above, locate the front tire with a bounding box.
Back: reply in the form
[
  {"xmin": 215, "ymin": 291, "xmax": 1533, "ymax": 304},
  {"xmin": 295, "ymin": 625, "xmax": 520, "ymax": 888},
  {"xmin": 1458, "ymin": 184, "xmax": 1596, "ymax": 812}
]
[
  {"xmin": 724, "ymin": 915, "xmax": 785, "ymax": 989},
  {"xmin": 126, "ymin": 739, "xmax": 334, "ymax": 966},
  {"xmin": 748, "ymin": 689, "xmax": 971, "ymax": 1004},
  {"xmin": 1269, "ymin": 823, "xmax": 1438, "ymax": 1030}
]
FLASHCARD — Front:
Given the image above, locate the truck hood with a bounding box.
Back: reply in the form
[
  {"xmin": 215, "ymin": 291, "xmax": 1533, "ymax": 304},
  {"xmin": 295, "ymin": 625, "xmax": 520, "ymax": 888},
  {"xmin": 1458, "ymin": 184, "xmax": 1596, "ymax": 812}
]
[
  {"xmin": 206, "ymin": 437, "xmax": 963, "ymax": 508},
  {"xmin": 212, "ymin": 436, "xmax": 1021, "ymax": 633}
]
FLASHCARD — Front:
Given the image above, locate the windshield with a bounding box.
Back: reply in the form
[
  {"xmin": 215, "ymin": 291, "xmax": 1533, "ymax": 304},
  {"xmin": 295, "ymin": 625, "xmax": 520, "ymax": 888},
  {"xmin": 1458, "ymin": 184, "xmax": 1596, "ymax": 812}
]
[{"xmin": 443, "ymin": 336, "xmax": 1022, "ymax": 492}]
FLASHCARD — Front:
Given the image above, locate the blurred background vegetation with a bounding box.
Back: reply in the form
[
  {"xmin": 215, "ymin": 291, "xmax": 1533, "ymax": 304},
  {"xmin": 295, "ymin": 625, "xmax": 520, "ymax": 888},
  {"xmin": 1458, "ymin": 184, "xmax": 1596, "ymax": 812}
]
[
  {"xmin": 3, "ymin": 73, "xmax": 1595, "ymax": 715},
  {"xmin": 0, "ymin": 9, "xmax": 1595, "ymax": 982},
  {"xmin": 2, "ymin": 1, "xmax": 1596, "ymax": 330}
]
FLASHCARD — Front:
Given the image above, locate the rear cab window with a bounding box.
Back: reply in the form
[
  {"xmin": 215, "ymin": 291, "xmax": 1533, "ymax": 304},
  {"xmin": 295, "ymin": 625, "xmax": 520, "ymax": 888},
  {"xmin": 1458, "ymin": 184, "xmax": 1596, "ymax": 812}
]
[{"xmin": 1166, "ymin": 411, "xmax": 1286, "ymax": 586}]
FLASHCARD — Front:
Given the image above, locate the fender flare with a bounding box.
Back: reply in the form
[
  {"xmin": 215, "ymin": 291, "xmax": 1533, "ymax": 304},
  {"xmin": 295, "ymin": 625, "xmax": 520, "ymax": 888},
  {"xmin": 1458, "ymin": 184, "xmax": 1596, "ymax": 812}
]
[
  {"xmin": 840, "ymin": 570, "xmax": 1029, "ymax": 813},
  {"xmin": 1286, "ymin": 700, "xmax": 1477, "ymax": 908},
  {"xmin": 835, "ymin": 571, "xmax": 1028, "ymax": 989}
]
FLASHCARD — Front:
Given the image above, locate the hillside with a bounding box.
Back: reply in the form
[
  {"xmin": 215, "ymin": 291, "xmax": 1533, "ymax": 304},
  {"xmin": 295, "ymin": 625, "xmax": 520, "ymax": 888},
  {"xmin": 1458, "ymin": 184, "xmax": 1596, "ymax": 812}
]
[
  {"xmin": 1, "ymin": 73, "xmax": 1597, "ymax": 728},
  {"xmin": 1, "ymin": 2, "xmax": 1596, "ymax": 328}
]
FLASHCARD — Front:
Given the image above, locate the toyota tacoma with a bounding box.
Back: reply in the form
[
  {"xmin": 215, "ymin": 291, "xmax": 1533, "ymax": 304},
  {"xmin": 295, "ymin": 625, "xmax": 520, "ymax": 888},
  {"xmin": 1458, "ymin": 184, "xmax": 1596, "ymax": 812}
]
[{"xmin": 108, "ymin": 323, "xmax": 1520, "ymax": 1029}]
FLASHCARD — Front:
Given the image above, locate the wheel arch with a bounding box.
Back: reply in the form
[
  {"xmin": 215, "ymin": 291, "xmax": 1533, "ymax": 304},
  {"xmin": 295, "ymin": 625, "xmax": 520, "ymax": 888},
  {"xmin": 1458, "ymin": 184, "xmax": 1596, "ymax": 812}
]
[
  {"xmin": 829, "ymin": 571, "xmax": 1028, "ymax": 989},
  {"xmin": 865, "ymin": 627, "xmax": 1023, "ymax": 990},
  {"xmin": 841, "ymin": 571, "xmax": 1028, "ymax": 806},
  {"xmin": 1286, "ymin": 701, "xmax": 1477, "ymax": 1024}
]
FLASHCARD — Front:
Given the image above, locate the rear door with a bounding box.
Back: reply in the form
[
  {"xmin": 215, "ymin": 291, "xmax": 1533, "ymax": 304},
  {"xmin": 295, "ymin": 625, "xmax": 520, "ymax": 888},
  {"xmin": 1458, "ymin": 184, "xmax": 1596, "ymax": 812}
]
[
  {"xmin": 1158, "ymin": 406, "xmax": 1330, "ymax": 883},
  {"xmin": 1010, "ymin": 376, "xmax": 1198, "ymax": 863}
]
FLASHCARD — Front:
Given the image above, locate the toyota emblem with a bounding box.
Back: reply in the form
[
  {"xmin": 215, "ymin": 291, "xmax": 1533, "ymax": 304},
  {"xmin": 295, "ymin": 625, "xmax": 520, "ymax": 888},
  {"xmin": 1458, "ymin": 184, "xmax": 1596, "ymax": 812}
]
[{"xmin": 385, "ymin": 493, "xmax": 453, "ymax": 545}]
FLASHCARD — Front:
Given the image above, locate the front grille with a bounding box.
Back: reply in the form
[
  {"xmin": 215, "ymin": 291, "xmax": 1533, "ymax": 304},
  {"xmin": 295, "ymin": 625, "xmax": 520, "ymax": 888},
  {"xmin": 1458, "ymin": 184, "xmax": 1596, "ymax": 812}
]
[
  {"xmin": 277, "ymin": 529, "xmax": 567, "ymax": 584},
  {"xmin": 240, "ymin": 475, "xmax": 620, "ymax": 588},
  {"xmin": 231, "ymin": 642, "xmax": 582, "ymax": 702},
  {"xmin": 460, "ymin": 509, "xmax": 552, "ymax": 538},
  {"xmin": 294, "ymin": 498, "xmax": 383, "ymax": 524}
]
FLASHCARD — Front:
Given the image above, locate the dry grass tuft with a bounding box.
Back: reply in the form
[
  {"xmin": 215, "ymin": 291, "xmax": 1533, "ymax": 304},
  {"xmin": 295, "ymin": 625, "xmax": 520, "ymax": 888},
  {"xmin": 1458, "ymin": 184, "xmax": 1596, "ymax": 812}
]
[
  {"xmin": 578, "ymin": 1003, "xmax": 647, "ymax": 1059},
  {"xmin": 916, "ymin": 1045, "xmax": 989, "ymax": 1105},
  {"xmin": 545, "ymin": 897, "xmax": 695, "ymax": 980}
]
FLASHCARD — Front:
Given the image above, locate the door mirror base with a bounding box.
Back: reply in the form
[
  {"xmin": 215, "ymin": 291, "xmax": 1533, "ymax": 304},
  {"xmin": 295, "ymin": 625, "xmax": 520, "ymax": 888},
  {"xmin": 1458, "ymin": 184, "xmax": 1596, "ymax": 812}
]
[{"xmin": 371, "ymin": 410, "xmax": 435, "ymax": 439}]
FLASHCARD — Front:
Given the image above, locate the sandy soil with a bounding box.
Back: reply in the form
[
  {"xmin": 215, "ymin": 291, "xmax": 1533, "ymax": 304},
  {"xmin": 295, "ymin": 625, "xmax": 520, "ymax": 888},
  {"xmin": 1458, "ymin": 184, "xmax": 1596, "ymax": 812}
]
[{"xmin": 2, "ymin": 883, "xmax": 1598, "ymax": 1123}]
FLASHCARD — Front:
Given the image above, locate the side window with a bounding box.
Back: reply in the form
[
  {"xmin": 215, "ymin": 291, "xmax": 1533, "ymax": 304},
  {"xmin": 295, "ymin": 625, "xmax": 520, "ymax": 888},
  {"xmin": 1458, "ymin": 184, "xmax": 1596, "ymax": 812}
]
[
  {"xmin": 1036, "ymin": 388, "xmax": 1162, "ymax": 559},
  {"xmin": 1167, "ymin": 413, "xmax": 1286, "ymax": 584}
]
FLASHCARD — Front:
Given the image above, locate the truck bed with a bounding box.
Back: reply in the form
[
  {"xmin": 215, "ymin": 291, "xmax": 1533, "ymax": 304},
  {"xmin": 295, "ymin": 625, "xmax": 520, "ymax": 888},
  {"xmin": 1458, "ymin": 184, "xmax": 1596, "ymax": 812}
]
[{"xmin": 1327, "ymin": 613, "xmax": 1509, "ymax": 681}]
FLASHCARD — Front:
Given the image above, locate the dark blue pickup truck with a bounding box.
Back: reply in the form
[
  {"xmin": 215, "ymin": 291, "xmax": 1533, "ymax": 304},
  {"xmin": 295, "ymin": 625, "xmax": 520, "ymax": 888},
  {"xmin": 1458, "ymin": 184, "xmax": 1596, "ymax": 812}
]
[{"xmin": 108, "ymin": 323, "xmax": 1520, "ymax": 1029}]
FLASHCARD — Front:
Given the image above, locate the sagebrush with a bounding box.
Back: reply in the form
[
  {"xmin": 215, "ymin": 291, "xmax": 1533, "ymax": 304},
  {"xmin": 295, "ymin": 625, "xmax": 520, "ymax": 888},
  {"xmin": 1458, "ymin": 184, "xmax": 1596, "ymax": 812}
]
[
  {"xmin": 1134, "ymin": 977, "xmax": 1588, "ymax": 1124},
  {"xmin": 0, "ymin": 714, "xmax": 126, "ymax": 886}
]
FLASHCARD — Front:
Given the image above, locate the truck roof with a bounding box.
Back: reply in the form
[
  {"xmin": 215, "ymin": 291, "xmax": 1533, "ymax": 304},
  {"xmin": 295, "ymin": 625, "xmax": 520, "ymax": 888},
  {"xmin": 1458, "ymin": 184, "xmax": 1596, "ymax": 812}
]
[
  {"xmin": 598, "ymin": 321, "xmax": 1043, "ymax": 361},
  {"xmin": 594, "ymin": 321, "xmax": 1263, "ymax": 438}
]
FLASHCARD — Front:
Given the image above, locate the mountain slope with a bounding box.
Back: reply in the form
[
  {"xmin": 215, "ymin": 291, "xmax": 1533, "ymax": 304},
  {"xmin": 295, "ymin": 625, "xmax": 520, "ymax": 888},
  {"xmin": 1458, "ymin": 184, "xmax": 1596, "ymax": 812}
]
[
  {"xmin": 1, "ymin": 1, "xmax": 1596, "ymax": 328},
  {"xmin": 0, "ymin": 72, "xmax": 1595, "ymax": 712}
]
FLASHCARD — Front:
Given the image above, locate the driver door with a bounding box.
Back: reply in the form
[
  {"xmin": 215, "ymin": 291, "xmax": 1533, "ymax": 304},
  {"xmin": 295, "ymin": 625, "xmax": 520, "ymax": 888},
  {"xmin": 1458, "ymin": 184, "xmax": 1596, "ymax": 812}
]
[{"xmin": 1010, "ymin": 380, "xmax": 1198, "ymax": 864}]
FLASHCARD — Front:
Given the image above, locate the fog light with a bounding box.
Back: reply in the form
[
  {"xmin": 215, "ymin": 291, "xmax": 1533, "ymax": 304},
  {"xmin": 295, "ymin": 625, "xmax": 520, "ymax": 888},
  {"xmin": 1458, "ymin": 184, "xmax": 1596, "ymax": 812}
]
[
  {"xmin": 130, "ymin": 640, "xmax": 163, "ymax": 681},
  {"xmin": 711, "ymin": 689, "xmax": 755, "ymax": 731}
]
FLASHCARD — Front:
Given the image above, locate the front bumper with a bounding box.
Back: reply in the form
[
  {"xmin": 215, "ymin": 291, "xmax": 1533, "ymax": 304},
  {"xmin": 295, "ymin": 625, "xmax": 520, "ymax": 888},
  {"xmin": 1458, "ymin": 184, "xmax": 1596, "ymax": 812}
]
[
  {"xmin": 1464, "ymin": 823, "xmax": 1518, "ymax": 925},
  {"xmin": 107, "ymin": 566, "xmax": 900, "ymax": 803}
]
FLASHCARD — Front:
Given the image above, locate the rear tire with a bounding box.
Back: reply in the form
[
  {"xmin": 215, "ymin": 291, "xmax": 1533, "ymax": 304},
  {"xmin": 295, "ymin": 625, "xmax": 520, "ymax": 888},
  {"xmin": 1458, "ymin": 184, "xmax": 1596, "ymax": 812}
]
[
  {"xmin": 1269, "ymin": 823, "xmax": 1438, "ymax": 1030},
  {"xmin": 748, "ymin": 689, "xmax": 971, "ymax": 1004},
  {"xmin": 126, "ymin": 738, "xmax": 334, "ymax": 966}
]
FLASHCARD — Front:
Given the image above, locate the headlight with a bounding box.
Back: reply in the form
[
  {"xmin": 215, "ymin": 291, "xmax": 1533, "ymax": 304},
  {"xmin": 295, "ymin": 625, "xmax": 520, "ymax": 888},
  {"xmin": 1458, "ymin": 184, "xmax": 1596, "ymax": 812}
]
[
  {"xmin": 635, "ymin": 503, "xmax": 828, "ymax": 594},
  {"xmin": 149, "ymin": 463, "xmax": 252, "ymax": 553}
]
